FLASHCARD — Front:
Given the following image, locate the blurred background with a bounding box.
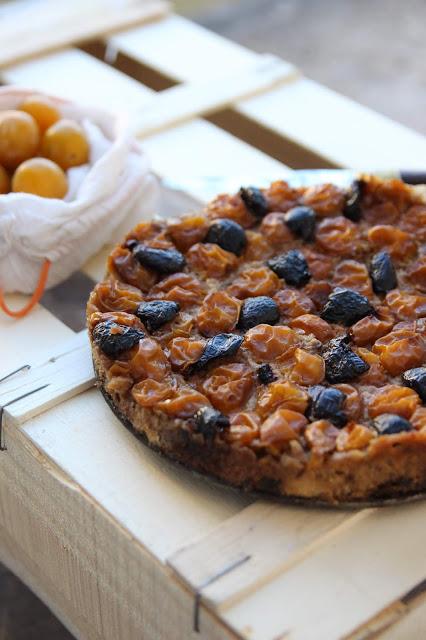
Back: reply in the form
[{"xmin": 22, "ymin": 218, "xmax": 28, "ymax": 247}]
[{"xmin": 1, "ymin": 0, "xmax": 425, "ymax": 638}]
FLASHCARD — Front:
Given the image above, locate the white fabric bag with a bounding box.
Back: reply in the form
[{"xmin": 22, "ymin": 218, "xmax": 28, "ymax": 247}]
[{"xmin": 0, "ymin": 87, "xmax": 159, "ymax": 298}]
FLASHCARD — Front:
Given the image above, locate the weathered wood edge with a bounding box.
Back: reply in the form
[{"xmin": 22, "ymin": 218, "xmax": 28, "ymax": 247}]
[{"xmin": 0, "ymin": 331, "xmax": 94, "ymax": 431}]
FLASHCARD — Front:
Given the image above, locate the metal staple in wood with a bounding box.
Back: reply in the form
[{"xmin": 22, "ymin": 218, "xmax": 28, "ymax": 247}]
[
  {"xmin": 0, "ymin": 383, "xmax": 49, "ymax": 451},
  {"xmin": 192, "ymin": 554, "xmax": 251, "ymax": 633}
]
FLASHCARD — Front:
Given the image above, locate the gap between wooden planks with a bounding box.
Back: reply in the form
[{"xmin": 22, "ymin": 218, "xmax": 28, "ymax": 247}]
[
  {"xmin": 168, "ymin": 502, "xmax": 368, "ymax": 612},
  {"xmin": 216, "ymin": 502, "xmax": 426, "ymax": 640},
  {"xmin": 169, "ymin": 499, "xmax": 426, "ymax": 639}
]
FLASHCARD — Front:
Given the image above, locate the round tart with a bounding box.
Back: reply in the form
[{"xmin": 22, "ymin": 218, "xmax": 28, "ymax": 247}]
[{"xmin": 87, "ymin": 176, "xmax": 426, "ymax": 505}]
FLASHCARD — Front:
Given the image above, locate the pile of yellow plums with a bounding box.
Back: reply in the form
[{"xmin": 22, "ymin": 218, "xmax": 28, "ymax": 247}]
[{"xmin": 0, "ymin": 95, "xmax": 89, "ymax": 199}]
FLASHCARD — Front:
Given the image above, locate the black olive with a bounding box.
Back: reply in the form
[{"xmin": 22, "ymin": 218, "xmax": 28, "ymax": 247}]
[
  {"xmin": 257, "ymin": 364, "xmax": 276, "ymax": 385},
  {"xmin": 369, "ymin": 251, "xmax": 397, "ymax": 294},
  {"xmin": 238, "ymin": 296, "xmax": 280, "ymax": 331},
  {"xmin": 133, "ymin": 245, "xmax": 186, "ymax": 274},
  {"xmin": 321, "ymin": 288, "xmax": 375, "ymax": 326},
  {"xmin": 136, "ymin": 300, "xmax": 180, "ymax": 332},
  {"xmin": 401, "ymin": 367, "xmax": 426, "ymax": 403},
  {"xmin": 193, "ymin": 406, "xmax": 230, "ymax": 439},
  {"xmin": 205, "ymin": 219, "xmax": 247, "ymax": 256},
  {"xmin": 93, "ymin": 321, "xmax": 144, "ymax": 357},
  {"xmin": 343, "ymin": 180, "xmax": 364, "ymax": 222},
  {"xmin": 124, "ymin": 238, "xmax": 138, "ymax": 250},
  {"xmin": 239, "ymin": 186, "xmax": 269, "ymax": 218},
  {"xmin": 188, "ymin": 333, "xmax": 244, "ymax": 375},
  {"xmin": 373, "ymin": 413, "xmax": 413, "ymax": 435},
  {"xmin": 308, "ymin": 385, "xmax": 347, "ymax": 427},
  {"xmin": 284, "ymin": 206, "xmax": 316, "ymax": 241},
  {"xmin": 322, "ymin": 336, "xmax": 370, "ymax": 383},
  {"xmin": 267, "ymin": 250, "xmax": 311, "ymax": 288}
]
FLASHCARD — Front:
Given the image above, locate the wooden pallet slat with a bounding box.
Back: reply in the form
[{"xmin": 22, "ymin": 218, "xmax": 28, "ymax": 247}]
[
  {"xmin": 240, "ymin": 78, "xmax": 426, "ymax": 169},
  {"xmin": 0, "ymin": 331, "xmax": 93, "ymax": 428},
  {"xmin": 109, "ymin": 14, "xmax": 267, "ymax": 82},
  {"xmin": 127, "ymin": 54, "xmax": 298, "ymax": 139},
  {"xmin": 2, "ymin": 48, "xmax": 154, "ymax": 109},
  {"xmin": 0, "ymin": 0, "xmax": 170, "ymax": 68}
]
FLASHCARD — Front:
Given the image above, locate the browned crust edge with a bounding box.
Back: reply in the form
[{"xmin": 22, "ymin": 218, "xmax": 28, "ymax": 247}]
[{"xmin": 92, "ymin": 344, "xmax": 426, "ymax": 508}]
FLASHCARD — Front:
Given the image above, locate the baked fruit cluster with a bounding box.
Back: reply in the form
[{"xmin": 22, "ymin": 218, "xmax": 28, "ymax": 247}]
[
  {"xmin": 87, "ymin": 176, "xmax": 426, "ymax": 504},
  {"xmin": 0, "ymin": 95, "xmax": 89, "ymax": 198}
]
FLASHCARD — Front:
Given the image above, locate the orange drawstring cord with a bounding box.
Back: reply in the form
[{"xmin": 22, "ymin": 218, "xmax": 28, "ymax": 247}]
[{"xmin": 0, "ymin": 259, "xmax": 51, "ymax": 318}]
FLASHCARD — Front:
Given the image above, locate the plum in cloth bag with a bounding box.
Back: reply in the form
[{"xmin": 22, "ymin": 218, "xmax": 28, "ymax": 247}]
[{"xmin": 0, "ymin": 88, "xmax": 159, "ymax": 316}]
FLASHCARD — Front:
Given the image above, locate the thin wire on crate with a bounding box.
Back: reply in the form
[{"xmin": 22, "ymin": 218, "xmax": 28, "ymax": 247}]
[{"xmin": 0, "ymin": 364, "xmax": 31, "ymax": 384}]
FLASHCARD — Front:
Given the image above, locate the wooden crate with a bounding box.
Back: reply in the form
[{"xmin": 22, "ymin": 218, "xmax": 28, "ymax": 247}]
[{"xmin": 1, "ymin": 4, "xmax": 426, "ymax": 639}]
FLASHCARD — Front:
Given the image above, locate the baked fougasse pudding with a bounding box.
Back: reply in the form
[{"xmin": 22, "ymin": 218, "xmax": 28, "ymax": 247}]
[{"xmin": 87, "ymin": 175, "xmax": 426, "ymax": 505}]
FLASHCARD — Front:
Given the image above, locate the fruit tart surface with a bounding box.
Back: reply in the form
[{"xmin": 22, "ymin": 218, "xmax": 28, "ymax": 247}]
[{"xmin": 87, "ymin": 176, "xmax": 426, "ymax": 505}]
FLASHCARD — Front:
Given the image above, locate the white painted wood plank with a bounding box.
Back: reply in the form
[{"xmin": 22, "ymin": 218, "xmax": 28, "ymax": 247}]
[
  {"xmin": 0, "ymin": 296, "xmax": 73, "ymax": 377},
  {"xmin": 2, "ymin": 48, "xmax": 154, "ymax": 111},
  {"xmin": 112, "ymin": 15, "xmax": 426, "ymax": 170},
  {"xmin": 240, "ymin": 79, "xmax": 426, "ymax": 169},
  {"xmin": 0, "ymin": 0, "xmax": 169, "ymax": 68},
  {"xmin": 221, "ymin": 502, "xmax": 426, "ymax": 640},
  {"xmin": 128, "ymin": 54, "xmax": 298, "ymax": 139},
  {"xmin": 169, "ymin": 501, "xmax": 354, "ymax": 610},
  {"xmin": 0, "ymin": 331, "xmax": 94, "ymax": 428},
  {"xmin": 109, "ymin": 14, "xmax": 266, "ymax": 82},
  {"xmin": 20, "ymin": 388, "xmax": 252, "ymax": 562}
]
